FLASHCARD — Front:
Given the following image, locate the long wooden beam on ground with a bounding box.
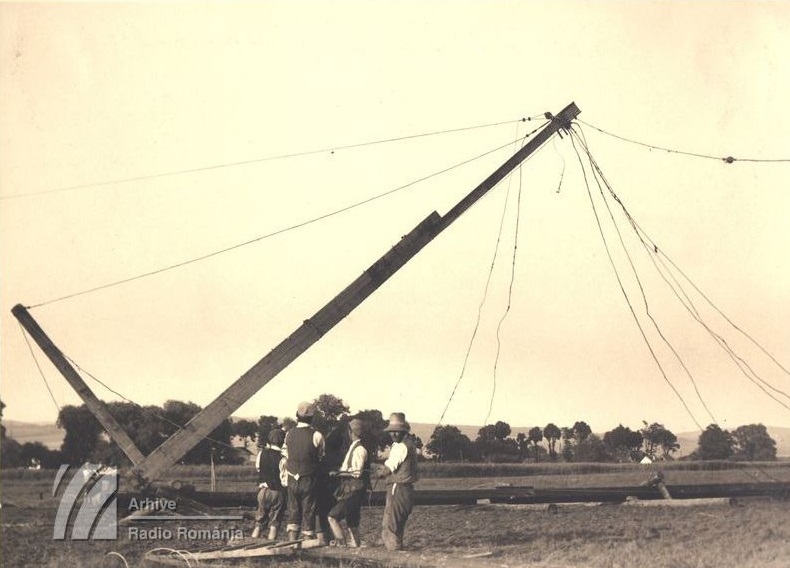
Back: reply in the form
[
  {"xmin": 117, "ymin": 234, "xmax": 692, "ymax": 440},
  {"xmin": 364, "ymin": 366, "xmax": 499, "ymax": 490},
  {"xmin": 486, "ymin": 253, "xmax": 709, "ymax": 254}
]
[{"xmin": 121, "ymin": 481, "xmax": 790, "ymax": 509}]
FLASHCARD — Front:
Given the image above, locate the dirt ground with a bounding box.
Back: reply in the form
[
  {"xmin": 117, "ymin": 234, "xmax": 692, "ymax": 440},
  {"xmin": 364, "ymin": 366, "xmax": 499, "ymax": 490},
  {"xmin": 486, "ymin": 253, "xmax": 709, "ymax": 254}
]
[{"xmin": 2, "ymin": 474, "xmax": 790, "ymax": 568}]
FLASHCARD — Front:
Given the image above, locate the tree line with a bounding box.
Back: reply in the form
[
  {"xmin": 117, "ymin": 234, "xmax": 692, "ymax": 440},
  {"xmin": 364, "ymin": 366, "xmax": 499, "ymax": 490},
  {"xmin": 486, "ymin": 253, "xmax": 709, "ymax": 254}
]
[
  {"xmin": 426, "ymin": 419, "xmax": 778, "ymax": 463},
  {"xmin": 228, "ymin": 394, "xmax": 424, "ymax": 467},
  {"xmin": 0, "ymin": 396, "xmax": 777, "ymax": 468},
  {"xmin": 0, "ymin": 394, "xmax": 424, "ymax": 469}
]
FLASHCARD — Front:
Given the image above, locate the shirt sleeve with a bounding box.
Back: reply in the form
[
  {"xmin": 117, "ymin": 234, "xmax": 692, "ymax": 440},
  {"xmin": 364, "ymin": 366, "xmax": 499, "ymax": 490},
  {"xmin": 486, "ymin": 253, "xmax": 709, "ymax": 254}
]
[
  {"xmin": 349, "ymin": 445, "xmax": 368, "ymax": 478},
  {"xmin": 255, "ymin": 450, "xmax": 262, "ymax": 472},
  {"xmin": 279, "ymin": 454, "xmax": 288, "ymax": 487},
  {"xmin": 314, "ymin": 431, "xmax": 326, "ymax": 460},
  {"xmin": 384, "ymin": 442, "xmax": 407, "ymax": 473}
]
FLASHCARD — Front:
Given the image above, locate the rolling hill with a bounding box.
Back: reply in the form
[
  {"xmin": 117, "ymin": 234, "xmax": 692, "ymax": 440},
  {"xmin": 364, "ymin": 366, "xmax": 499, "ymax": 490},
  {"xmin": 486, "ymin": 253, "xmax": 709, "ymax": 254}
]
[{"xmin": 3, "ymin": 420, "xmax": 64, "ymax": 450}]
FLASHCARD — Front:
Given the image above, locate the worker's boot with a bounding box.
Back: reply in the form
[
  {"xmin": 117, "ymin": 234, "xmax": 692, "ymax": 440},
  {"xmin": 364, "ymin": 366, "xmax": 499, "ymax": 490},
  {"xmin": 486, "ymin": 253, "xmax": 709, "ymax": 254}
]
[
  {"xmin": 327, "ymin": 517, "xmax": 346, "ymax": 547},
  {"xmin": 287, "ymin": 530, "xmax": 299, "ymax": 542},
  {"xmin": 347, "ymin": 527, "xmax": 362, "ymax": 548},
  {"xmin": 267, "ymin": 526, "xmax": 278, "ymax": 541},
  {"xmin": 250, "ymin": 525, "xmax": 261, "ymax": 539}
]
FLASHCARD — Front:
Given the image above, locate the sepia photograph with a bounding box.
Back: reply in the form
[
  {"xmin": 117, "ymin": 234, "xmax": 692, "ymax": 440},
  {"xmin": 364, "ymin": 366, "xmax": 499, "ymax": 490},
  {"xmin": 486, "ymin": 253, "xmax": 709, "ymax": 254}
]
[{"xmin": 1, "ymin": 2, "xmax": 789, "ymax": 567}]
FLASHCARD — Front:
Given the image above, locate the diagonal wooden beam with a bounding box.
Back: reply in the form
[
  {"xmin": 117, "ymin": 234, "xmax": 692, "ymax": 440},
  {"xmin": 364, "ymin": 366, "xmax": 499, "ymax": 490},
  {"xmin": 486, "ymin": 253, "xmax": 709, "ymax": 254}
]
[
  {"xmin": 133, "ymin": 102, "xmax": 581, "ymax": 482},
  {"xmin": 12, "ymin": 304, "xmax": 146, "ymax": 465}
]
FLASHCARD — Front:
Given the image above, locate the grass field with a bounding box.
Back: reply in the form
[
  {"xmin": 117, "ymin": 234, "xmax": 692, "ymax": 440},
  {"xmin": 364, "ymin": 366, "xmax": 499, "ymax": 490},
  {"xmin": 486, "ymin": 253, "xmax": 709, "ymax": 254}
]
[{"xmin": 2, "ymin": 463, "xmax": 789, "ymax": 567}]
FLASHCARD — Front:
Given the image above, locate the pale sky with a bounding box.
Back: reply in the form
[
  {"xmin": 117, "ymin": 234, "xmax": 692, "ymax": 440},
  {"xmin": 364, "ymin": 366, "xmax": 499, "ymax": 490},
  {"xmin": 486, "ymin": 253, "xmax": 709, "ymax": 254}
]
[{"xmin": 1, "ymin": 2, "xmax": 788, "ymax": 438}]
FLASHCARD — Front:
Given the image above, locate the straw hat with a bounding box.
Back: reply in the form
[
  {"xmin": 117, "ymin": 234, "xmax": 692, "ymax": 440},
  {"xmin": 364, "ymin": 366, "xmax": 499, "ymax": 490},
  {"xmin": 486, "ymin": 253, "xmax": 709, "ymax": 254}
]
[{"xmin": 384, "ymin": 412, "xmax": 410, "ymax": 432}]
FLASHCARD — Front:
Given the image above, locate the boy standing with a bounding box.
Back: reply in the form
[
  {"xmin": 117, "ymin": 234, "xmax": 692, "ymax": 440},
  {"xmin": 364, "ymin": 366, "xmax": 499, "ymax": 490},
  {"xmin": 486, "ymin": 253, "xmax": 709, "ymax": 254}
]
[
  {"xmin": 252, "ymin": 428, "xmax": 287, "ymax": 539},
  {"xmin": 283, "ymin": 401, "xmax": 325, "ymax": 541},
  {"xmin": 328, "ymin": 418, "xmax": 369, "ymax": 547}
]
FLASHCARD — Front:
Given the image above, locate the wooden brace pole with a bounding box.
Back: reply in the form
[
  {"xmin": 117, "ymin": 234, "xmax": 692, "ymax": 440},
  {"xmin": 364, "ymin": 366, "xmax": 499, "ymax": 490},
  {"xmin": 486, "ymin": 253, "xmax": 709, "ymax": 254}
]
[{"xmin": 11, "ymin": 304, "xmax": 146, "ymax": 465}]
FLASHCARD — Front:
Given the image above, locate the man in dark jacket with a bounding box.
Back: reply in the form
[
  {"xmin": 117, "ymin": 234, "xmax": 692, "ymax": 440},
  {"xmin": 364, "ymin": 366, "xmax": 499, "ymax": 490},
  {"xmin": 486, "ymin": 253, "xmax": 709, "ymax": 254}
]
[
  {"xmin": 283, "ymin": 401, "xmax": 325, "ymax": 541},
  {"xmin": 252, "ymin": 428, "xmax": 287, "ymax": 539}
]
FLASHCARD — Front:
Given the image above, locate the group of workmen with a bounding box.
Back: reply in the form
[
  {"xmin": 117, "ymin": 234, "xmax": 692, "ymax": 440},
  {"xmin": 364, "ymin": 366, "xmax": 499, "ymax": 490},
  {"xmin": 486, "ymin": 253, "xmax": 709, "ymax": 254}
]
[{"xmin": 252, "ymin": 401, "xmax": 418, "ymax": 551}]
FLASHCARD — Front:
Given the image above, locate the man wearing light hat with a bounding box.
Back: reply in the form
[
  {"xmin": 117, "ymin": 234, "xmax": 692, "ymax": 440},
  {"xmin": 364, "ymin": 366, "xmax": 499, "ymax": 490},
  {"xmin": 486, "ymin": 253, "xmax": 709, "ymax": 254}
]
[
  {"xmin": 327, "ymin": 418, "xmax": 369, "ymax": 547},
  {"xmin": 373, "ymin": 412, "xmax": 418, "ymax": 551},
  {"xmin": 283, "ymin": 401, "xmax": 326, "ymax": 542}
]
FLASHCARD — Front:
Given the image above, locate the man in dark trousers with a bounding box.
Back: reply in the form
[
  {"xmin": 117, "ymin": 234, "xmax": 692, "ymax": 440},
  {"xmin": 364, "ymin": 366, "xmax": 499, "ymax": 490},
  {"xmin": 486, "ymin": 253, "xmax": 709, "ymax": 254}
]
[
  {"xmin": 252, "ymin": 428, "xmax": 287, "ymax": 539},
  {"xmin": 373, "ymin": 412, "xmax": 418, "ymax": 551},
  {"xmin": 328, "ymin": 418, "xmax": 369, "ymax": 547},
  {"xmin": 283, "ymin": 401, "xmax": 325, "ymax": 542}
]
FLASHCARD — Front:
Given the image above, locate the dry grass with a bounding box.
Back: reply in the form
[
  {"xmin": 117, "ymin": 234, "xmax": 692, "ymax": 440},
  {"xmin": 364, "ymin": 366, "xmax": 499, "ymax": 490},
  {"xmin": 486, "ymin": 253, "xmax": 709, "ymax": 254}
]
[{"xmin": 3, "ymin": 465, "xmax": 790, "ymax": 567}]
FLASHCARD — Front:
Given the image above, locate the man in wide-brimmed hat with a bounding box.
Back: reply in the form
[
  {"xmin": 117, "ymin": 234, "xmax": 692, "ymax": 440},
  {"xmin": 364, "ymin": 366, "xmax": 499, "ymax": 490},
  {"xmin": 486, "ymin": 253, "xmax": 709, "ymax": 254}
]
[
  {"xmin": 283, "ymin": 401, "xmax": 326, "ymax": 542},
  {"xmin": 327, "ymin": 418, "xmax": 369, "ymax": 547},
  {"xmin": 373, "ymin": 412, "xmax": 418, "ymax": 551}
]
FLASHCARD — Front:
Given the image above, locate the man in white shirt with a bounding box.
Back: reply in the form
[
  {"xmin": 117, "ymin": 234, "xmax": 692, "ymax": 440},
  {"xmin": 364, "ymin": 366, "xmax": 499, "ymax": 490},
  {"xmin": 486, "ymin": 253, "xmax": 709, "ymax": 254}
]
[
  {"xmin": 327, "ymin": 418, "xmax": 369, "ymax": 547},
  {"xmin": 373, "ymin": 412, "xmax": 418, "ymax": 551}
]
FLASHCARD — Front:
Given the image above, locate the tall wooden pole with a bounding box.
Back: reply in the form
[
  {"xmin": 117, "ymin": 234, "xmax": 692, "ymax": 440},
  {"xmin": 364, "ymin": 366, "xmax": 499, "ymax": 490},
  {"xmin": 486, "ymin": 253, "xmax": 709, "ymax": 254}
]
[
  {"xmin": 135, "ymin": 102, "xmax": 580, "ymax": 482},
  {"xmin": 11, "ymin": 304, "xmax": 146, "ymax": 465}
]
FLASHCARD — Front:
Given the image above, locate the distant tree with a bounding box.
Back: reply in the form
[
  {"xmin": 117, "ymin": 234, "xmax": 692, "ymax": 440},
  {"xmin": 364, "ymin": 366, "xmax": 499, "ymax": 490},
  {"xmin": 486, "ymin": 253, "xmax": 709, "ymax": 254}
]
[
  {"xmin": 352, "ymin": 409, "xmax": 390, "ymax": 452},
  {"xmin": 603, "ymin": 425, "xmax": 643, "ymax": 462},
  {"xmin": 256, "ymin": 415, "xmax": 280, "ymax": 448},
  {"xmin": 231, "ymin": 418, "xmax": 258, "ymax": 446},
  {"xmin": 1, "ymin": 436, "xmax": 23, "ymax": 468},
  {"xmin": 516, "ymin": 432, "xmax": 528, "ymax": 459},
  {"xmin": 281, "ymin": 416, "xmax": 297, "ymax": 432},
  {"xmin": 543, "ymin": 423, "xmax": 561, "ymax": 460},
  {"xmin": 55, "ymin": 400, "xmax": 239, "ymax": 467},
  {"xmin": 640, "ymin": 421, "xmax": 679, "ymax": 460},
  {"xmin": 161, "ymin": 400, "xmax": 236, "ymax": 464},
  {"xmin": 696, "ymin": 424, "xmax": 734, "ymax": 460},
  {"xmin": 527, "ymin": 427, "xmax": 544, "ymax": 461},
  {"xmin": 427, "ymin": 425, "xmax": 473, "ymax": 462},
  {"xmin": 0, "ymin": 400, "xmax": 24, "ymax": 468},
  {"xmin": 475, "ymin": 425, "xmax": 495, "ymax": 445},
  {"xmin": 573, "ymin": 434, "xmax": 610, "ymax": 462},
  {"xmin": 561, "ymin": 427, "xmax": 576, "ymax": 462},
  {"xmin": 89, "ymin": 440, "xmax": 119, "ymax": 467},
  {"xmin": 20, "ymin": 441, "xmax": 62, "ymax": 469},
  {"xmin": 475, "ymin": 421, "xmax": 517, "ymax": 462},
  {"xmin": 98, "ymin": 402, "xmax": 167, "ymax": 465},
  {"xmin": 732, "ymin": 424, "xmax": 776, "ymax": 461},
  {"xmin": 492, "ymin": 421, "xmax": 511, "ymax": 441},
  {"xmin": 573, "ymin": 421, "xmax": 592, "ymax": 441},
  {"xmin": 477, "ymin": 438, "xmax": 519, "ymax": 462},
  {"xmin": 476, "ymin": 421, "xmax": 511, "ymax": 444},
  {"xmin": 312, "ymin": 394, "xmax": 350, "ymax": 435},
  {"xmin": 58, "ymin": 405, "xmax": 103, "ymax": 464}
]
